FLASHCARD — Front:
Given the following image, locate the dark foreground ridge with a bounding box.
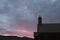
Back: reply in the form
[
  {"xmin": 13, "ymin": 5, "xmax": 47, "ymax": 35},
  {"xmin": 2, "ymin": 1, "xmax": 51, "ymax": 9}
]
[{"xmin": 0, "ymin": 35, "xmax": 33, "ymax": 40}]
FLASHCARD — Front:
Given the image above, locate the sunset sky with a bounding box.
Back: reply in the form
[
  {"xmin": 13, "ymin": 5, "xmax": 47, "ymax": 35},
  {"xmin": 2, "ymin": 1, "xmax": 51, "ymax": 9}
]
[{"xmin": 0, "ymin": 0, "xmax": 60, "ymax": 38}]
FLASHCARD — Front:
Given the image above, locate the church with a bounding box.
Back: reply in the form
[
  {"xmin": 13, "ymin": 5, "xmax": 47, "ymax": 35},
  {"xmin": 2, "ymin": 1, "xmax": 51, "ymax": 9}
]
[{"xmin": 34, "ymin": 16, "xmax": 60, "ymax": 40}]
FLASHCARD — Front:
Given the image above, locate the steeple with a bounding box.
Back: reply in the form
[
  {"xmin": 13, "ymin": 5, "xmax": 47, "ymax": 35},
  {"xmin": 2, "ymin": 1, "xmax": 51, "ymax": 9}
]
[
  {"xmin": 37, "ymin": 16, "xmax": 42, "ymax": 32},
  {"xmin": 38, "ymin": 16, "xmax": 42, "ymax": 24}
]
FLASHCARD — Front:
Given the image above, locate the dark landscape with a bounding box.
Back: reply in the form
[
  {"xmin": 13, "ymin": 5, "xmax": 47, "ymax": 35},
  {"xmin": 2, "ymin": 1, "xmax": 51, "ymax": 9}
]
[{"xmin": 0, "ymin": 35, "xmax": 33, "ymax": 40}]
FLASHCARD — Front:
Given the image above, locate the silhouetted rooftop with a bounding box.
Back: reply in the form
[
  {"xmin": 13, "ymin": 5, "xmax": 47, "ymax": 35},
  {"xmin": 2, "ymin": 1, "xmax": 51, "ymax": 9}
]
[{"xmin": 38, "ymin": 23, "xmax": 60, "ymax": 32}]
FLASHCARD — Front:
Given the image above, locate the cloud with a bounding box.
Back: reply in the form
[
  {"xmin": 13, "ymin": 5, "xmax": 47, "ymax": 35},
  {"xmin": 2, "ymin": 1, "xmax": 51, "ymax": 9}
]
[{"xmin": 0, "ymin": 0, "xmax": 60, "ymax": 38}]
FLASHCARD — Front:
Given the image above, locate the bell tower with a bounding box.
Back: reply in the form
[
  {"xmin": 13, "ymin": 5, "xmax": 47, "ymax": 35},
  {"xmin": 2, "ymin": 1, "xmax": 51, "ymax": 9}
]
[
  {"xmin": 34, "ymin": 16, "xmax": 42, "ymax": 40},
  {"xmin": 38, "ymin": 16, "xmax": 42, "ymax": 24},
  {"xmin": 37, "ymin": 16, "xmax": 42, "ymax": 32}
]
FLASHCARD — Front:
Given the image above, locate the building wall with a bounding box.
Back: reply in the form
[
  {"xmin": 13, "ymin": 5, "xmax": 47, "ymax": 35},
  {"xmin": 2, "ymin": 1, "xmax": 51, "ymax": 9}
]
[
  {"xmin": 38, "ymin": 24, "xmax": 60, "ymax": 32},
  {"xmin": 34, "ymin": 32, "xmax": 60, "ymax": 40}
]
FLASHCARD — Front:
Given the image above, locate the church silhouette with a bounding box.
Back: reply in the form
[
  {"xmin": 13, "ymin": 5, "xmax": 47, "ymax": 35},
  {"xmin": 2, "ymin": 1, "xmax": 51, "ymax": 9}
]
[{"xmin": 34, "ymin": 16, "xmax": 60, "ymax": 40}]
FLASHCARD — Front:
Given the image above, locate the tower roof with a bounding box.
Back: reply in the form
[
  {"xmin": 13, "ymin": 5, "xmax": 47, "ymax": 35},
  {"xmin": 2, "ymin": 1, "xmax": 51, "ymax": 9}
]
[{"xmin": 38, "ymin": 16, "xmax": 41, "ymax": 19}]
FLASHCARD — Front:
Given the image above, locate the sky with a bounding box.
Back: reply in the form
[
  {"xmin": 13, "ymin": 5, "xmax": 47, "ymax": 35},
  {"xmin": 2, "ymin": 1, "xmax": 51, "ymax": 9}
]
[{"xmin": 0, "ymin": 0, "xmax": 60, "ymax": 38}]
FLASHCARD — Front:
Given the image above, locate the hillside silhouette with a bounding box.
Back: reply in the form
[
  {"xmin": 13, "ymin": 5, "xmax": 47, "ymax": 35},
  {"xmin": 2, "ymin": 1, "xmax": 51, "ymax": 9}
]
[{"xmin": 0, "ymin": 35, "xmax": 33, "ymax": 40}]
